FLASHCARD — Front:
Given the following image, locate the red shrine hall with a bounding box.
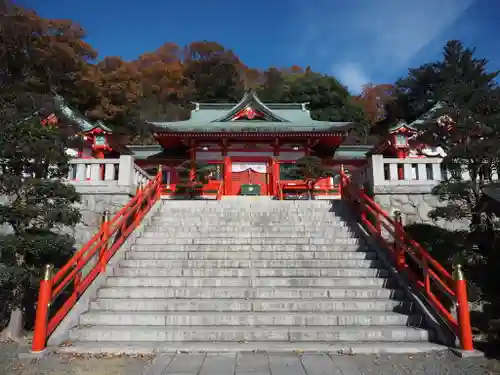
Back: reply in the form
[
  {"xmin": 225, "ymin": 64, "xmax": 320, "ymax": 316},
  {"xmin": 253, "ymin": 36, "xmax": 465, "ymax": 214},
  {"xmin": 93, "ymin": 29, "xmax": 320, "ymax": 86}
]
[{"xmin": 144, "ymin": 91, "xmax": 355, "ymax": 197}]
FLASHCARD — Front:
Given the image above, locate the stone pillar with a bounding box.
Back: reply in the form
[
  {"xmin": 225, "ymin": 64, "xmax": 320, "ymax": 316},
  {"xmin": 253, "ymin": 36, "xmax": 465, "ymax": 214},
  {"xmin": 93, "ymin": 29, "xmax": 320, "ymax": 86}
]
[
  {"xmin": 117, "ymin": 155, "xmax": 134, "ymax": 187},
  {"xmin": 367, "ymin": 154, "xmax": 384, "ymax": 190}
]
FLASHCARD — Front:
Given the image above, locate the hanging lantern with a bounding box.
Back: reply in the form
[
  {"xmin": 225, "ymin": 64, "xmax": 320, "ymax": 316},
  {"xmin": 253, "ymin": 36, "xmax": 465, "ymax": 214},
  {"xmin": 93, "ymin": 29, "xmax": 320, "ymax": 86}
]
[
  {"xmin": 392, "ymin": 132, "xmax": 409, "ymax": 149},
  {"xmin": 89, "ymin": 128, "xmax": 112, "ymax": 153}
]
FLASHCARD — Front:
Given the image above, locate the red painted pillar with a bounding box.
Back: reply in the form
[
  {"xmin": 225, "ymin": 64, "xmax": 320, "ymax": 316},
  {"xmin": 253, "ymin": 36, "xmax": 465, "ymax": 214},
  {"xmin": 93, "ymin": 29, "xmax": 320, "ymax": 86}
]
[
  {"xmin": 223, "ymin": 157, "xmax": 232, "ymax": 195},
  {"xmin": 453, "ymin": 264, "xmax": 474, "ymax": 351},
  {"xmin": 189, "ymin": 147, "xmax": 196, "ymax": 182},
  {"xmin": 271, "ymin": 157, "xmax": 280, "ymax": 197},
  {"xmin": 268, "ymin": 158, "xmax": 275, "ymax": 196},
  {"xmin": 397, "ymin": 150, "xmax": 406, "ymax": 180}
]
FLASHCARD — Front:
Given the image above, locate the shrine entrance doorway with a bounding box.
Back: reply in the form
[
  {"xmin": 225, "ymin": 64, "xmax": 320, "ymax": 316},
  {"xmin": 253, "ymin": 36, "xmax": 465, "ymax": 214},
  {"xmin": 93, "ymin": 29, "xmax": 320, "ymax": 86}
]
[{"xmin": 230, "ymin": 162, "xmax": 269, "ymax": 195}]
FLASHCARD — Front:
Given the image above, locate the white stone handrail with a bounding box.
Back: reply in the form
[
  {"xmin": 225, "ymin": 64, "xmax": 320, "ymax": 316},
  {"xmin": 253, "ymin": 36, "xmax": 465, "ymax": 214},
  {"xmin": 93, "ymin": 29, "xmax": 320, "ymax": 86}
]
[
  {"xmin": 368, "ymin": 154, "xmax": 499, "ymax": 194},
  {"xmin": 133, "ymin": 164, "xmax": 152, "ymax": 186},
  {"xmin": 67, "ymin": 155, "xmax": 153, "ymax": 194},
  {"xmin": 371, "ymin": 155, "xmax": 445, "ymax": 187},
  {"xmin": 67, "ymin": 158, "xmax": 121, "ymax": 182}
]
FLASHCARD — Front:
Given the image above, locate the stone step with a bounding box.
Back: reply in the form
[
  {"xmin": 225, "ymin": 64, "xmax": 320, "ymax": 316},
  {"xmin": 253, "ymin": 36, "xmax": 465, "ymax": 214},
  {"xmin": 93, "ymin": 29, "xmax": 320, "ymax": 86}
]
[
  {"xmin": 158, "ymin": 212, "xmax": 348, "ymax": 216},
  {"xmin": 105, "ymin": 276, "xmax": 392, "ymax": 288},
  {"xmin": 69, "ymin": 325, "xmax": 431, "ymax": 342},
  {"xmin": 134, "ymin": 237, "xmax": 362, "ymax": 245},
  {"xmin": 90, "ymin": 298, "xmax": 409, "ymax": 312},
  {"xmin": 149, "ymin": 223, "xmax": 353, "ymax": 229},
  {"xmin": 163, "ymin": 203, "xmax": 344, "ymax": 207},
  {"xmin": 152, "ymin": 220, "xmax": 349, "ymax": 225},
  {"xmin": 55, "ymin": 341, "xmax": 448, "ymax": 355},
  {"xmin": 140, "ymin": 232, "xmax": 358, "ymax": 239},
  {"xmin": 161, "ymin": 205, "xmax": 344, "ymax": 210},
  {"xmin": 129, "ymin": 244, "xmax": 368, "ymax": 252},
  {"xmin": 153, "ymin": 216, "xmax": 348, "ymax": 221},
  {"xmin": 125, "ymin": 251, "xmax": 376, "ymax": 261},
  {"xmin": 114, "ymin": 267, "xmax": 389, "ymax": 278},
  {"xmin": 80, "ymin": 311, "xmax": 417, "ymax": 327},
  {"xmin": 119, "ymin": 259, "xmax": 382, "ymax": 269},
  {"xmin": 97, "ymin": 286, "xmax": 404, "ymax": 299}
]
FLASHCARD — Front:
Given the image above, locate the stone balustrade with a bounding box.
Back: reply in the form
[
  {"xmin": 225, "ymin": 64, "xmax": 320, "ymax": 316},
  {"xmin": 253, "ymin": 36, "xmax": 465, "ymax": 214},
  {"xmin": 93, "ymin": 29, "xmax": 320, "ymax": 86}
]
[
  {"xmin": 67, "ymin": 155, "xmax": 152, "ymax": 195},
  {"xmin": 364, "ymin": 154, "xmax": 498, "ymax": 229},
  {"xmin": 368, "ymin": 154, "xmax": 498, "ymax": 194}
]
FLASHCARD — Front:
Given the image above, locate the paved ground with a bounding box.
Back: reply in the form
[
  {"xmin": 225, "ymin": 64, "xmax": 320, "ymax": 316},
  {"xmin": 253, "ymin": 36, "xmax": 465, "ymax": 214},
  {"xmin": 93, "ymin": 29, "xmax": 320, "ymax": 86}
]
[
  {"xmin": 142, "ymin": 351, "xmax": 499, "ymax": 375},
  {"xmin": 0, "ymin": 342, "xmax": 150, "ymax": 375},
  {"xmin": 2, "ymin": 342, "xmax": 500, "ymax": 375}
]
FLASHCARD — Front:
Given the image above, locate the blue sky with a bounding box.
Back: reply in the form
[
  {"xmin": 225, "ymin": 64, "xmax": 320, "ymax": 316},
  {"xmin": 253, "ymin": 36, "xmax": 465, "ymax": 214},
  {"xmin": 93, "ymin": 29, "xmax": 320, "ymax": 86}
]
[{"xmin": 18, "ymin": 0, "xmax": 500, "ymax": 94}]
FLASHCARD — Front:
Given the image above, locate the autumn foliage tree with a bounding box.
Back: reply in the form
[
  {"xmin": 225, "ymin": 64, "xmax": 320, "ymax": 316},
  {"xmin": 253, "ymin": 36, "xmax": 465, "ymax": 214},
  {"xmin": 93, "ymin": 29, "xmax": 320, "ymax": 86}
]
[
  {"xmin": 0, "ymin": 0, "xmax": 91, "ymax": 336},
  {"xmin": 134, "ymin": 43, "xmax": 186, "ymax": 124},
  {"xmin": 353, "ymin": 84, "xmax": 396, "ymax": 143}
]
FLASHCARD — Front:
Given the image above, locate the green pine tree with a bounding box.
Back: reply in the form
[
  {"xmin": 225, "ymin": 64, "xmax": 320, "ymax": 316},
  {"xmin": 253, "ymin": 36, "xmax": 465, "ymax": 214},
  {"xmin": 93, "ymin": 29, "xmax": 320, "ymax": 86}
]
[
  {"xmin": 175, "ymin": 160, "xmax": 215, "ymax": 199},
  {"xmin": 288, "ymin": 156, "xmax": 333, "ymax": 199},
  {"xmin": 395, "ymin": 40, "xmax": 500, "ymax": 298},
  {"xmin": 0, "ymin": 114, "xmax": 81, "ymax": 340}
]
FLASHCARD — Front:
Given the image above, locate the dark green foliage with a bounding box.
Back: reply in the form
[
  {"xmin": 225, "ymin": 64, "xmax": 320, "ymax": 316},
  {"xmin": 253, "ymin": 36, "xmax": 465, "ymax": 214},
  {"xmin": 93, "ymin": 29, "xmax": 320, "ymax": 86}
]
[
  {"xmin": 394, "ymin": 41, "xmax": 500, "ymax": 228},
  {"xmin": 404, "ymin": 224, "xmax": 469, "ymax": 266},
  {"xmin": 287, "ymin": 156, "xmax": 333, "ymax": 198},
  {"xmin": 288, "ymin": 156, "xmax": 332, "ymax": 180},
  {"xmin": 174, "ymin": 160, "xmax": 215, "ymax": 198},
  {"xmin": 394, "ymin": 40, "xmax": 500, "ymax": 340},
  {"xmin": 257, "ymin": 68, "xmax": 288, "ymax": 103},
  {"xmin": 183, "ymin": 41, "xmax": 245, "ymax": 103},
  {"xmin": 286, "ymin": 73, "xmax": 365, "ymax": 123},
  {"xmin": 0, "ymin": 114, "xmax": 81, "ymax": 326}
]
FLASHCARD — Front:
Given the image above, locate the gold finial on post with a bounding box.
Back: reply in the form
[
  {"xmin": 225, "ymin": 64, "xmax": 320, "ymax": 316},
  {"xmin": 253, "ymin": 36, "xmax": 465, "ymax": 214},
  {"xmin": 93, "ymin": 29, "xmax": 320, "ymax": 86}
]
[
  {"xmin": 101, "ymin": 209, "xmax": 110, "ymax": 225},
  {"xmin": 136, "ymin": 181, "xmax": 144, "ymax": 193},
  {"xmin": 453, "ymin": 263, "xmax": 465, "ymax": 281},
  {"xmin": 43, "ymin": 264, "xmax": 53, "ymax": 281}
]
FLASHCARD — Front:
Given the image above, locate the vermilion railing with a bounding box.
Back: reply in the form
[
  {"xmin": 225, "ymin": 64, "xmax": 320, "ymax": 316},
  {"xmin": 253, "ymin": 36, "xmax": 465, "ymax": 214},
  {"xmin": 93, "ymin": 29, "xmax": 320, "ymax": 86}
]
[
  {"xmin": 31, "ymin": 169, "xmax": 163, "ymax": 353},
  {"xmin": 161, "ymin": 181, "xmax": 223, "ymax": 199},
  {"xmin": 339, "ymin": 167, "xmax": 474, "ymax": 351},
  {"xmin": 277, "ymin": 181, "xmax": 341, "ymax": 200},
  {"xmin": 215, "ymin": 181, "xmax": 224, "ymax": 200}
]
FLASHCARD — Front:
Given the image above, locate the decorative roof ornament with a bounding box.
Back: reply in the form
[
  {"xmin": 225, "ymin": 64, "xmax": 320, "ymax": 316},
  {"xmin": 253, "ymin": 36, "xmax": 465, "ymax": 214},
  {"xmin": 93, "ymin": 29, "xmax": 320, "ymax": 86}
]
[{"xmin": 245, "ymin": 107, "xmax": 256, "ymax": 120}]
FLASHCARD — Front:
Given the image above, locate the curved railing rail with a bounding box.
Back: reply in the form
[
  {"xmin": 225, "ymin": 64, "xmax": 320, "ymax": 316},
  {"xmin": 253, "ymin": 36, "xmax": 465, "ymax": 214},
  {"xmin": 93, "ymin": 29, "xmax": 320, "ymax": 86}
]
[
  {"xmin": 276, "ymin": 181, "xmax": 341, "ymax": 200},
  {"xmin": 216, "ymin": 180, "xmax": 224, "ymax": 200},
  {"xmin": 31, "ymin": 169, "xmax": 163, "ymax": 353},
  {"xmin": 340, "ymin": 167, "xmax": 474, "ymax": 352}
]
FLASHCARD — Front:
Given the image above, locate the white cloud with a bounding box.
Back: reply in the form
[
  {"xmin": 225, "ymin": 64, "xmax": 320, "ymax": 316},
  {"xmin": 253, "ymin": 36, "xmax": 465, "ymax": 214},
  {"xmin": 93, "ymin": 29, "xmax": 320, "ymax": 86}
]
[
  {"xmin": 333, "ymin": 63, "xmax": 370, "ymax": 94},
  {"xmin": 291, "ymin": 0, "xmax": 476, "ymax": 89}
]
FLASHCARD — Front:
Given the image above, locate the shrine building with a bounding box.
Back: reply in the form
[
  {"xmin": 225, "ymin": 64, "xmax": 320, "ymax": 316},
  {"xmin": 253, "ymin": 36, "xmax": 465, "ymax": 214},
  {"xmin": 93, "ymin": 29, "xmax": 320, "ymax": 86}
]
[
  {"xmin": 51, "ymin": 90, "xmax": 449, "ymax": 198},
  {"xmin": 141, "ymin": 90, "xmax": 356, "ymax": 197}
]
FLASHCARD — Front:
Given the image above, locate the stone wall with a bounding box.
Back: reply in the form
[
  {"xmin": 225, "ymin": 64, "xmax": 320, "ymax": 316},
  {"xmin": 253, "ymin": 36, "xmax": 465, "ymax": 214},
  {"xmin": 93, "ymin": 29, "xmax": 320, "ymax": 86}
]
[
  {"xmin": 373, "ymin": 186, "xmax": 470, "ymax": 231},
  {"xmin": 0, "ymin": 184, "xmax": 136, "ymax": 249},
  {"xmin": 64, "ymin": 184, "xmax": 136, "ymax": 249}
]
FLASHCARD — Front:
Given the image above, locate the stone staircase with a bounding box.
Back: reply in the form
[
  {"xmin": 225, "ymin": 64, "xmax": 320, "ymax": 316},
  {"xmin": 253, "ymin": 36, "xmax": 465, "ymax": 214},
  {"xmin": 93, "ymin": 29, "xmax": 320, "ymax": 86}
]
[{"xmin": 62, "ymin": 198, "xmax": 444, "ymax": 354}]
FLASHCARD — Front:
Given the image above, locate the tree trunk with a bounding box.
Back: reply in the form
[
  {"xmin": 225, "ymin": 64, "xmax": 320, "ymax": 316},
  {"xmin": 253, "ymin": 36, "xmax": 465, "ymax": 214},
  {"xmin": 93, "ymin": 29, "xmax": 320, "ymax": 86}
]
[
  {"xmin": 0, "ymin": 307, "xmax": 24, "ymax": 342},
  {"xmin": 1, "ymin": 266, "xmax": 26, "ymax": 342}
]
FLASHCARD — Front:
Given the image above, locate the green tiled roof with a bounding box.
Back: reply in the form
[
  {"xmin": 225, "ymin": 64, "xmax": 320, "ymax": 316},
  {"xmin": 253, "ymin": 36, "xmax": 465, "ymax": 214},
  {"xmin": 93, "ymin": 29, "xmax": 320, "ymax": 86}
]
[
  {"xmin": 148, "ymin": 120, "xmax": 351, "ymax": 133},
  {"xmin": 148, "ymin": 91, "xmax": 353, "ymax": 133},
  {"xmin": 54, "ymin": 95, "xmax": 112, "ymax": 133}
]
